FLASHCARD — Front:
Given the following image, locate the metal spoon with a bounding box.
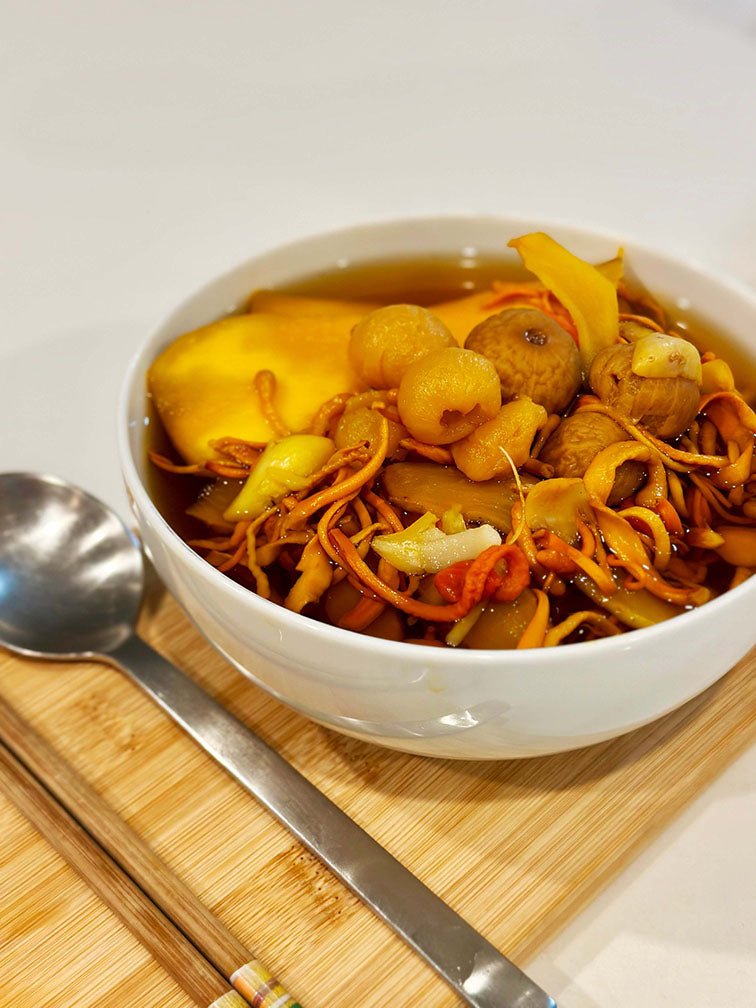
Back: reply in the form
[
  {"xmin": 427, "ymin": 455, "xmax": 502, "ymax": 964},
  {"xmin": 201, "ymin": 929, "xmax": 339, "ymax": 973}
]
[{"xmin": 0, "ymin": 472, "xmax": 555, "ymax": 1008}]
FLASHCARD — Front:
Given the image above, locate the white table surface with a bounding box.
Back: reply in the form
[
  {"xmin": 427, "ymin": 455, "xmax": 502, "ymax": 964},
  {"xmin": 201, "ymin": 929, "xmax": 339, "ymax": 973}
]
[{"xmin": 1, "ymin": 2, "xmax": 754, "ymax": 1005}]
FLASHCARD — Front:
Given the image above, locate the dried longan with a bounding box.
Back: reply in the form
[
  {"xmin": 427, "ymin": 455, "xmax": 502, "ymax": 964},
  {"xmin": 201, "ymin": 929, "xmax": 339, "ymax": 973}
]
[
  {"xmin": 397, "ymin": 347, "xmax": 501, "ymax": 445},
  {"xmin": 451, "ymin": 397, "xmax": 548, "ymax": 481},
  {"xmin": 349, "ymin": 304, "xmax": 456, "ymax": 389},
  {"xmin": 333, "ymin": 404, "xmax": 406, "ymax": 458}
]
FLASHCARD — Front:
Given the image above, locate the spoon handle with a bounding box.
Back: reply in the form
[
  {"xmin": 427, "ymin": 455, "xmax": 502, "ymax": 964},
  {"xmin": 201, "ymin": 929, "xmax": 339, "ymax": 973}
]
[{"xmin": 109, "ymin": 634, "xmax": 555, "ymax": 1008}]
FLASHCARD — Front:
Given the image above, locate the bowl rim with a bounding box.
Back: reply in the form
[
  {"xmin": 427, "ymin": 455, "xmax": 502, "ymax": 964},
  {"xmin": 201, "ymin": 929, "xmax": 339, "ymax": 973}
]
[{"xmin": 118, "ymin": 211, "xmax": 756, "ymax": 667}]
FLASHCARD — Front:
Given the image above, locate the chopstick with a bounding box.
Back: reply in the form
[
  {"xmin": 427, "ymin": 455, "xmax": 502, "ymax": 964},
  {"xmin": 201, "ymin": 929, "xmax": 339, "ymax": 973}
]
[
  {"xmin": 0, "ymin": 697, "xmax": 302, "ymax": 1008},
  {"xmin": 0, "ymin": 738, "xmax": 246, "ymax": 1008}
]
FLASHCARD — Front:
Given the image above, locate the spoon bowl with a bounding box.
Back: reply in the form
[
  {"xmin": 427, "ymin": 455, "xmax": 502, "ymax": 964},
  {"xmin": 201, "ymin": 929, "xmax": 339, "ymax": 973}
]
[{"xmin": 0, "ymin": 473, "xmax": 143, "ymax": 659}]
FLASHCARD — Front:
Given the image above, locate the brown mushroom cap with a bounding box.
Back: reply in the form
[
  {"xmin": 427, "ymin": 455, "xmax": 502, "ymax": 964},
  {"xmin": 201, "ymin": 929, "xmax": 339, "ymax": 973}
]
[{"xmin": 464, "ymin": 308, "xmax": 582, "ymax": 414}]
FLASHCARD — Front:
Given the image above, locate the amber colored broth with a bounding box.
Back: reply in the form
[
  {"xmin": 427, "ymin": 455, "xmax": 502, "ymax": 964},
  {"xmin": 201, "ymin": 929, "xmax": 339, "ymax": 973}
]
[
  {"xmin": 147, "ymin": 252, "xmax": 754, "ymax": 559},
  {"xmin": 284, "ymin": 254, "xmax": 754, "ymax": 396},
  {"xmin": 280, "ymin": 254, "xmax": 532, "ymax": 304}
]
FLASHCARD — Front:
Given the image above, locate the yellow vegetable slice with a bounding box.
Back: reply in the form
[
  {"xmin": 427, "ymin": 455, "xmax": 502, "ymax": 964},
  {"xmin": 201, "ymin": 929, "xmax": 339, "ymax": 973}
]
[
  {"xmin": 700, "ymin": 358, "xmax": 735, "ymax": 394},
  {"xmin": 596, "ymin": 254, "xmax": 624, "ymax": 286},
  {"xmin": 284, "ymin": 538, "xmax": 333, "ymax": 612},
  {"xmin": 246, "ymin": 291, "xmax": 379, "ymax": 317},
  {"xmin": 524, "ymin": 477, "xmax": 593, "ymax": 545},
  {"xmin": 715, "ymin": 526, "xmax": 756, "ymax": 568},
  {"xmin": 224, "ymin": 434, "xmax": 336, "ymax": 521},
  {"xmin": 148, "ymin": 313, "xmax": 362, "ymax": 463},
  {"xmin": 430, "ymin": 256, "xmax": 623, "ymax": 347},
  {"xmin": 508, "ymin": 232, "xmax": 620, "ymax": 367}
]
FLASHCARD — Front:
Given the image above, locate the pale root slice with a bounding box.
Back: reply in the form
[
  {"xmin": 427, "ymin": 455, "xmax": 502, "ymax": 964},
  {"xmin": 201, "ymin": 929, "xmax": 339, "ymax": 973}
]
[
  {"xmin": 148, "ymin": 313, "xmax": 362, "ymax": 464},
  {"xmin": 372, "ymin": 513, "xmax": 501, "ymax": 575},
  {"xmin": 381, "ymin": 461, "xmax": 536, "ymax": 533},
  {"xmin": 631, "ymin": 333, "xmax": 702, "ymax": 383}
]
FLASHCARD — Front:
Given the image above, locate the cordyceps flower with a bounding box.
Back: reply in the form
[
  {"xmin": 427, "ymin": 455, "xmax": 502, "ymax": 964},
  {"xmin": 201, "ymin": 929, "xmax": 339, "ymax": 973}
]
[
  {"xmin": 700, "ymin": 391, "xmax": 756, "ymax": 489},
  {"xmin": 147, "ymin": 226, "xmax": 755, "ymax": 651},
  {"xmin": 582, "ymin": 441, "xmax": 666, "ymax": 508}
]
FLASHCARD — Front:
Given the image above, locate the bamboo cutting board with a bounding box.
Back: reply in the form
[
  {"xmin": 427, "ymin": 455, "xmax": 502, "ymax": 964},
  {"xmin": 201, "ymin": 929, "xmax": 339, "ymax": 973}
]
[{"xmin": 1, "ymin": 587, "xmax": 754, "ymax": 1008}]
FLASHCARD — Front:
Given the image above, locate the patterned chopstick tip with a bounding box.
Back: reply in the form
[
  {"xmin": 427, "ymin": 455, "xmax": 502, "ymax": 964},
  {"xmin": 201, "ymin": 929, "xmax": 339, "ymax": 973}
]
[{"xmin": 231, "ymin": 960, "xmax": 302, "ymax": 1008}]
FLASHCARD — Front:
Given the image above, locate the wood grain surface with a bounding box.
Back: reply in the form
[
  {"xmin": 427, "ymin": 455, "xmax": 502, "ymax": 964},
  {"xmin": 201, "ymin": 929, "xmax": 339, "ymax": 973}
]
[
  {"xmin": 0, "ymin": 741, "xmax": 242, "ymax": 1008},
  {"xmin": 1, "ymin": 588, "xmax": 754, "ymax": 1008}
]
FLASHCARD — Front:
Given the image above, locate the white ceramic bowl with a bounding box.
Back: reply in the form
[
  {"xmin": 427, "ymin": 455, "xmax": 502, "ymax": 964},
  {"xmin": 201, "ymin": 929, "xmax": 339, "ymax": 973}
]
[{"xmin": 119, "ymin": 215, "xmax": 756, "ymax": 759}]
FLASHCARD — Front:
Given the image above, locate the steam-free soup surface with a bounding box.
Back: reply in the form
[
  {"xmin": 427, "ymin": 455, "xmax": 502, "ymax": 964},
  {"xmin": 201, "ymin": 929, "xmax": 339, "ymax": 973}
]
[{"xmin": 146, "ymin": 240, "xmax": 756, "ymax": 650}]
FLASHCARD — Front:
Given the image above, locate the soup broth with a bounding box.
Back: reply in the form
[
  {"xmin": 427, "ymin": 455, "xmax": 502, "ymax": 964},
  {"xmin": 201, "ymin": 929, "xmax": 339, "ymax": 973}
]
[{"xmin": 146, "ymin": 243, "xmax": 756, "ymax": 649}]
